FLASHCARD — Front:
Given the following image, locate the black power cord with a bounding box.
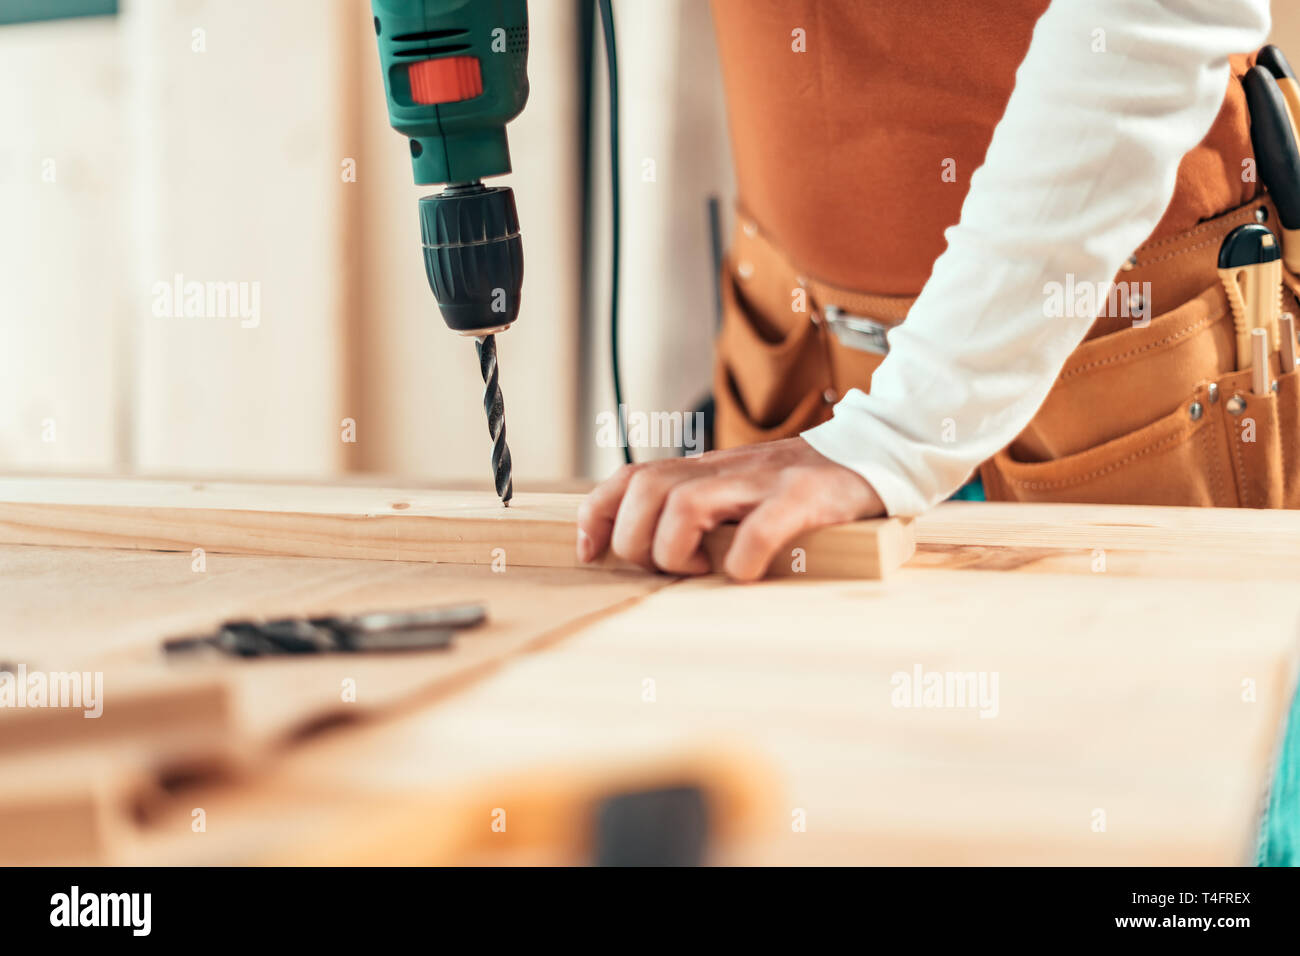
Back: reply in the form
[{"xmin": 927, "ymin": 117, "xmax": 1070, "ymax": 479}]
[{"xmin": 596, "ymin": 0, "xmax": 630, "ymax": 464}]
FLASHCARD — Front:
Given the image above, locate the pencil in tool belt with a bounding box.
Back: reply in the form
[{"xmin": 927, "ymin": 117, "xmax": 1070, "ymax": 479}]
[
  {"xmin": 1251, "ymin": 328, "xmax": 1271, "ymax": 396},
  {"xmin": 1218, "ymin": 223, "xmax": 1282, "ymax": 368},
  {"xmin": 1281, "ymin": 312, "xmax": 1298, "ymax": 374}
]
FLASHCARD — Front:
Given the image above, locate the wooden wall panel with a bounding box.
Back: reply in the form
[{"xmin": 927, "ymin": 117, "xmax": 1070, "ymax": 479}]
[
  {"xmin": 0, "ymin": 16, "xmax": 127, "ymax": 472},
  {"xmin": 125, "ymin": 0, "xmax": 350, "ymax": 477}
]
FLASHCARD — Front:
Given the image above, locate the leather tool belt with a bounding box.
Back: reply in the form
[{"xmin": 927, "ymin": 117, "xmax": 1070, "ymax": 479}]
[{"xmin": 715, "ymin": 194, "xmax": 1300, "ymax": 508}]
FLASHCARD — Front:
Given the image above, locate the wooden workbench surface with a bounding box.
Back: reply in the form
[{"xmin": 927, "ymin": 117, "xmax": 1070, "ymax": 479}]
[{"xmin": 2, "ymin": 496, "xmax": 1299, "ymax": 865}]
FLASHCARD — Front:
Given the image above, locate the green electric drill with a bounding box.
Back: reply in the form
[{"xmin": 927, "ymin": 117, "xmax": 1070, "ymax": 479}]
[{"xmin": 370, "ymin": 0, "xmax": 530, "ymax": 506}]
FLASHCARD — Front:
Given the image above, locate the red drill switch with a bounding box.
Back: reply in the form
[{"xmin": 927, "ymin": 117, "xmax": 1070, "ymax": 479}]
[{"xmin": 409, "ymin": 56, "xmax": 483, "ymax": 105}]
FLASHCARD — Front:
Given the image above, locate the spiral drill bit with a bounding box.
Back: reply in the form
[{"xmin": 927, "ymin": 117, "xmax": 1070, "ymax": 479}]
[{"xmin": 474, "ymin": 334, "xmax": 514, "ymax": 507}]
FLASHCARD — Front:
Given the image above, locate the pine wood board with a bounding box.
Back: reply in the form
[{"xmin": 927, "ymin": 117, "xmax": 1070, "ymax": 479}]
[
  {"xmin": 7, "ymin": 490, "xmax": 1300, "ymax": 864},
  {"xmin": 0, "ymin": 545, "xmax": 667, "ymax": 863},
  {"xmin": 358, "ymin": 569, "xmax": 1300, "ymax": 864},
  {"xmin": 0, "ymin": 545, "xmax": 662, "ymax": 745},
  {"xmin": 916, "ymin": 500, "xmax": 1300, "ymax": 560},
  {"xmin": 0, "ymin": 477, "xmax": 916, "ymax": 580},
  {"xmin": 89, "ymin": 558, "xmax": 1300, "ymax": 865},
  {"xmin": 912, "ymin": 501, "xmax": 1300, "ymax": 580}
]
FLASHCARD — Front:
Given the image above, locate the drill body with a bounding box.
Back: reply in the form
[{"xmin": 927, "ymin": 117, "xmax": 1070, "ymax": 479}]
[
  {"xmin": 371, "ymin": 0, "xmax": 529, "ymax": 186},
  {"xmin": 371, "ymin": 0, "xmax": 530, "ymax": 503}
]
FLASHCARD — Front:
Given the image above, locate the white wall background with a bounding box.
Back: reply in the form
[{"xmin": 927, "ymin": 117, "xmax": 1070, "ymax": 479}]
[
  {"xmin": 1, "ymin": 14, "xmax": 127, "ymax": 472},
  {"xmin": 0, "ymin": 0, "xmax": 729, "ymax": 483},
  {"xmin": 582, "ymin": 0, "xmax": 732, "ymax": 474}
]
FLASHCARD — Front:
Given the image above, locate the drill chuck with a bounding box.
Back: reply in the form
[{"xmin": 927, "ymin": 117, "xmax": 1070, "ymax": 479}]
[{"xmin": 419, "ymin": 184, "xmax": 524, "ymax": 335}]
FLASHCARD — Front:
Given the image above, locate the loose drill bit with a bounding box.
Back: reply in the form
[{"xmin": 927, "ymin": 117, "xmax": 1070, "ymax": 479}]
[{"xmin": 475, "ymin": 334, "xmax": 514, "ymax": 507}]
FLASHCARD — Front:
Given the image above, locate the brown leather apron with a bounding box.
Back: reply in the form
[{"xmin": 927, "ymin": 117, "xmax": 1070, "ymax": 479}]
[{"xmin": 709, "ymin": 0, "xmax": 1298, "ymax": 508}]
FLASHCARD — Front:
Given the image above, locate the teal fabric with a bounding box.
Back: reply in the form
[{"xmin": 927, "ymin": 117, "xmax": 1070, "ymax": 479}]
[
  {"xmin": 0, "ymin": 1, "xmax": 117, "ymax": 25},
  {"xmin": 948, "ymin": 477, "xmax": 986, "ymax": 501},
  {"xmin": 1258, "ymin": 681, "xmax": 1300, "ymax": 866}
]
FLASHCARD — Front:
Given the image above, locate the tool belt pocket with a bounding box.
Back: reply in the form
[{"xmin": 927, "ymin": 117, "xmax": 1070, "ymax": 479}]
[
  {"xmin": 713, "ymin": 258, "xmax": 832, "ymax": 445},
  {"xmin": 984, "ymin": 277, "xmax": 1300, "ymax": 508},
  {"xmin": 986, "ymin": 365, "xmax": 1295, "ymax": 507},
  {"xmin": 984, "ymin": 379, "xmax": 1232, "ymax": 506}
]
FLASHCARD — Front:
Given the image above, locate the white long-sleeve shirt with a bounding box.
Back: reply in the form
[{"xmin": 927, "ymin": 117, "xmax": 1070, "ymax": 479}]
[{"xmin": 801, "ymin": 0, "xmax": 1272, "ymax": 516}]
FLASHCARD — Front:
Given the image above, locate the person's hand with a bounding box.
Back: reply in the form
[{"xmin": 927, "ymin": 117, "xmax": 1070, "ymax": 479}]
[{"xmin": 576, "ymin": 437, "xmax": 884, "ymax": 581}]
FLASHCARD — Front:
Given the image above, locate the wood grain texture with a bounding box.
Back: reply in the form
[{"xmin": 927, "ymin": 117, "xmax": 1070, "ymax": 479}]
[
  {"xmin": 0, "ymin": 477, "xmax": 915, "ymax": 580},
  {"xmin": 916, "ymin": 500, "xmax": 1300, "ymax": 558},
  {"xmin": 137, "ymin": 500, "xmax": 1298, "ymax": 864},
  {"xmin": 912, "ymin": 500, "xmax": 1300, "ymax": 579},
  {"xmin": 330, "ymin": 567, "xmax": 1298, "ymax": 865},
  {"xmin": 0, "ymin": 544, "xmax": 664, "ymax": 737},
  {"xmin": 110, "ymin": 556, "xmax": 1300, "ymax": 865},
  {"xmin": 6, "ymin": 495, "xmax": 1300, "ymax": 864},
  {"xmin": 0, "ymin": 544, "xmax": 668, "ymax": 863}
]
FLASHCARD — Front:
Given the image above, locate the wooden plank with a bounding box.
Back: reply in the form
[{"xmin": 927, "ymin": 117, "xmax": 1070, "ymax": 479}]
[
  {"xmin": 905, "ymin": 501, "xmax": 1300, "ymax": 580},
  {"xmin": 109, "ymin": 555, "xmax": 1300, "ymax": 864},
  {"xmin": 0, "ymin": 477, "xmax": 915, "ymax": 580},
  {"xmin": 0, "ymin": 750, "xmax": 147, "ymax": 866},
  {"xmin": 343, "ymin": 568, "xmax": 1297, "ymax": 864},
  {"xmin": 0, "ymin": 544, "xmax": 668, "ymax": 863},
  {"xmin": 916, "ymin": 500, "xmax": 1300, "ymax": 559},
  {"xmin": 8, "ymin": 494, "xmax": 1300, "ymax": 864},
  {"xmin": 909, "ymin": 540, "xmax": 1300, "ymax": 578},
  {"xmin": 0, "ymin": 544, "xmax": 664, "ymax": 740}
]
